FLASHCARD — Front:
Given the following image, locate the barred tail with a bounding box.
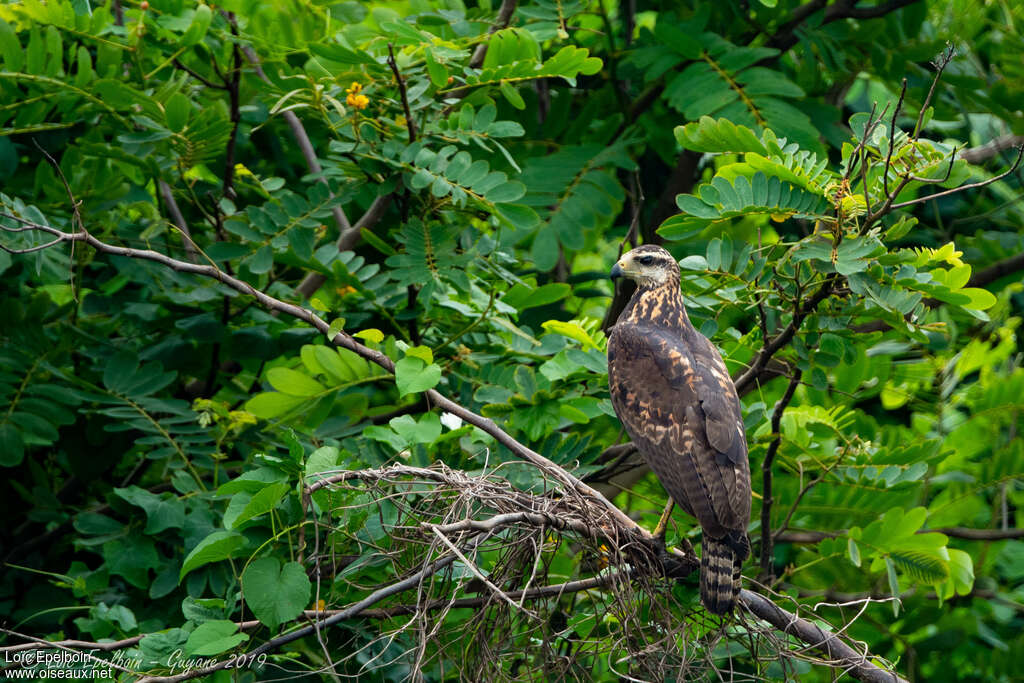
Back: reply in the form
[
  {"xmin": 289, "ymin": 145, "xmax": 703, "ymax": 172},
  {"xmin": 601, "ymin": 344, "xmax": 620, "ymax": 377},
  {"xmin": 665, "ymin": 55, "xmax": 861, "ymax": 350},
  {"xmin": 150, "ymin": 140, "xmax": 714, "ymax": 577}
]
[{"xmin": 700, "ymin": 534, "xmax": 748, "ymax": 615}]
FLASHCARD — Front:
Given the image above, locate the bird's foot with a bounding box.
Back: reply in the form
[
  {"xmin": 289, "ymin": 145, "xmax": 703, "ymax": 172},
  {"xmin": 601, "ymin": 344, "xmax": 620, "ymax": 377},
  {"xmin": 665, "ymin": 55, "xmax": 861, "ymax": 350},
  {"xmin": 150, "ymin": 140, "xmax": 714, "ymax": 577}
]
[{"xmin": 652, "ymin": 497, "xmax": 675, "ymax": 542}]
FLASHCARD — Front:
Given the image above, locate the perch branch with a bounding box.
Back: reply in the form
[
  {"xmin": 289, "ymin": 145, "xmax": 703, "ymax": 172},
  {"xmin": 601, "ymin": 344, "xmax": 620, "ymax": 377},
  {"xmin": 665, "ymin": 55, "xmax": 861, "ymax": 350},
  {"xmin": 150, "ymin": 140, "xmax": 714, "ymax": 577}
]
[{"xmin": 738, "ymin": 590, "xmax": 907, "ymax": 683}]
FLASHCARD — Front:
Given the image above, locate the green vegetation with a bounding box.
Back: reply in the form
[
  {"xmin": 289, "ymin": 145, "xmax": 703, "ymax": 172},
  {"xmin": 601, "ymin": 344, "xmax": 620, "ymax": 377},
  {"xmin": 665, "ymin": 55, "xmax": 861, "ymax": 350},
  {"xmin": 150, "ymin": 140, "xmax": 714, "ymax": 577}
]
[{"xmin": 1, "ymin": 1, "xmax": 1022, "ymax": 681}]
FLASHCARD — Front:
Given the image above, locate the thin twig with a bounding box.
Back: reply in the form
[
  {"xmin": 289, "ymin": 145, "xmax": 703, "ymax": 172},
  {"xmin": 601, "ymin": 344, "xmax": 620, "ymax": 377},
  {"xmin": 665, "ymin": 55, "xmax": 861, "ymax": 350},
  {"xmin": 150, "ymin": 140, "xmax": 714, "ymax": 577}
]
[
  {"xmin": 734, "ymin": 274, "xmax": 837, "ymax": 395},
  {"xmin": 387, "ymin": 43, "xmax": 417, "ymax": 143},
  {"xmin": 912, "ymin": 45, "xmax": 956, "ymax": 140},
  {"xmin": 760, "ymin": 370, "xmax": 803, "ymax": 577},
  {"xmin": 882, "ymin": 79, "xmax": 907, "ymax": 198},
  {"xmin": 429, "ymin": 525, "xmax": 537, "ymax": 618},
  {"xmin": 890, "ymin": 145, "xmax": 1024, "ymax": 209}
]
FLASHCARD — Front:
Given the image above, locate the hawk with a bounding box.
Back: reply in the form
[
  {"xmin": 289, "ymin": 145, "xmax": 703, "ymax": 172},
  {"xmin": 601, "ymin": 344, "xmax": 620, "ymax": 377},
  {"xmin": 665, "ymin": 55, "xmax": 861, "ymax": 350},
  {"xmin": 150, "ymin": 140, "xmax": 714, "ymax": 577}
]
[{"xmin": 607, "ymin": 245, "xmax": 751, "ymax": 614}]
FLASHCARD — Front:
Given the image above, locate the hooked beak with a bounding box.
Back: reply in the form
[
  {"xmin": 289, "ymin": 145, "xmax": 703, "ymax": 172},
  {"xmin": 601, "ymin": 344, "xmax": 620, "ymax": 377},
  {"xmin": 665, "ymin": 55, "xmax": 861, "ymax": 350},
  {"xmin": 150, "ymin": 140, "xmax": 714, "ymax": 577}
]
[{"xmin": 609, "ymin": 262, "xmax": 624, "ymax": 280}]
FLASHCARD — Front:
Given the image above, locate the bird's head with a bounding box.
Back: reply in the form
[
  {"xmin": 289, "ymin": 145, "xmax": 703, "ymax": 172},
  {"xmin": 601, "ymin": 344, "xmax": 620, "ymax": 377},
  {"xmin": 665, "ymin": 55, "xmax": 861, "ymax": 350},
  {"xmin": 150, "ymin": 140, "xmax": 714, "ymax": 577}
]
[{"xmin": 610, "ymin": 245, "xmax": 680, "ymax": 289}]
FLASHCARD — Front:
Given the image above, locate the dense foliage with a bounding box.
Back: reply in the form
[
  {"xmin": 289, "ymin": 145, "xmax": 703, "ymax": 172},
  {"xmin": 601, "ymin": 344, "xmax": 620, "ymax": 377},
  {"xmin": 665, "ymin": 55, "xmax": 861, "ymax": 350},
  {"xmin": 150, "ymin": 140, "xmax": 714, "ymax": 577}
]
[{"xmin": 1, "ymin": 0, "xmax": 1023, "ymax": 681}]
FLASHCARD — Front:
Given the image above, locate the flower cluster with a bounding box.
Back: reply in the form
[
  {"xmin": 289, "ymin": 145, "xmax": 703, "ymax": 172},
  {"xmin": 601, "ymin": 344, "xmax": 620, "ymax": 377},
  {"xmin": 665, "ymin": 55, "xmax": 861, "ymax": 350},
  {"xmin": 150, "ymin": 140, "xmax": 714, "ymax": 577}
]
[{"xmin": 345, "ymin": 82, "xmax": 369, "ymax": 111}]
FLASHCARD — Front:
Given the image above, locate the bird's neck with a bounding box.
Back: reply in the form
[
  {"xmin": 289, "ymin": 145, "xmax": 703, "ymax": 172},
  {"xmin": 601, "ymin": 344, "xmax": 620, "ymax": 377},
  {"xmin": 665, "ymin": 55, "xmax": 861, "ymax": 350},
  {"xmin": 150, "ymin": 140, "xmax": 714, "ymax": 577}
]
[{"xmin": 619, "ymin": 281, "xmax": 691, "ymax": 330}]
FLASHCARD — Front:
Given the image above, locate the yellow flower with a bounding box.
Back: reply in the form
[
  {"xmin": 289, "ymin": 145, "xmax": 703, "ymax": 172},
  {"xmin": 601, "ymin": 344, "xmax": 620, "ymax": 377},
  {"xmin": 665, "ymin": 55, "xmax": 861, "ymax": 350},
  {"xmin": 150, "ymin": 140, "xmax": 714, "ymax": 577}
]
[
  {"xmin": 345, "ymin": 82, "xmax": 362, "ymax": 95},
  {"xmin": 346, "ymin": 92, "xmax": 369, "ymax": 110}
]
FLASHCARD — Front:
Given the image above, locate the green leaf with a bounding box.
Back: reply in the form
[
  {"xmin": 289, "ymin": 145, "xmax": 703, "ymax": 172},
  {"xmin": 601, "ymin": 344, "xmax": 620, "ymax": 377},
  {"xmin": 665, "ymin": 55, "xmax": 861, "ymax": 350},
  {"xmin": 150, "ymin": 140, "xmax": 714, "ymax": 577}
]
[
  {"xmin": 502, "ymin": 283, "xmax": 571, "ymax": 310},
  {"xmin": 247, "ymin": 244, "xmax": 274, "ymax": 274},
  {"xmin": 165, "ymin": 92, "xmax": 191, "ymax": 133},
  {"xmin": 266, "ymin": 367, "xmax": 326, "ymax": 396},
  {"xmin": 241, "ymin": 558, "xmax": 311, "ymax": 631},
  {"xmin": 180, "ymin": 531, "xmax": 246, "ymax": 580},
  {"xmin": 327, "ymin": 318, "xmax": 346, "ymax": 341},
  {"xmin": 847, "ymin": 538, "xmax": 861, "ymax": 568},
  {"xmin": 394, "ymin": 357, "xmax": 442, "ymax": 396},
  {"xmin": 885, "ymin": 557, "xmax": 900, "ymax": 617},
  {"xmin": 305, "ymin": 446, "xmax": 339, "ymax": 478},
  {"xmin": 184, "ymin": 620, "xmax": 249, "ymax": 656},
  {"xmin": 541, "ymin": 320, "xmax": 599, "ymax": 351},
  {"xmin": 0, "ymin": 19, "xmax": 25, "ymax": 72},
  {"xmin": 0, "ymin": 423, "xmax": 25, "ymax": 467},
  {"xmin": 180, "ymin": 4, "xmax": 213, "ymax": 46},
  {"xmin": 499, "ymin": 80, "xmax": 525, "ymax": 110},
  {"xmin": 388, "ymin": 413, "xmax": 442, "ymax": 444},
  {"xmin": 223, "ymin": 482, "xmax": 289, "ymax": 529},
  {"xmin": 891, "ymin": 550, "xmax": 950, "ymax": 584},
  {"xmin": 674, "ymin": 117, "xmax": 768, "ymax": 155},
  {"xmin": 354, "ymin": 328, "xmax": 384, "ymax": 343},
  {"xmin": 114, "ymin": 486, "xmax": 185, "ymax": 534},
  {"xmin": 424, "ymin": 50, "xmax": 448, "ymax": 88},
  {"xmin": 960, "ymin": 287, "xmax": 996, "ymax": 311},
  {"xmin": 487, "ymin": 181, "xmax": 527, "ymax": 203},
  {"xmin": 245, "ymin": 392, "xmax": 307, "ymax": 419},
  {"xmin": 404, "ymin": 345, "xmax": 434, "ymax": 365}
]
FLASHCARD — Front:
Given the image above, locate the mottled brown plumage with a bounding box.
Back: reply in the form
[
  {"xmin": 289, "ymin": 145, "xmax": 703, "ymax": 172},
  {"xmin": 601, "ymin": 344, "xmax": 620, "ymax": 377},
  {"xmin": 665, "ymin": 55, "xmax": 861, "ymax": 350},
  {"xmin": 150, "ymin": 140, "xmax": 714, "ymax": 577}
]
[{"xmin": 607, "ymin": 245, "xmax": 751, "ymax": 614}]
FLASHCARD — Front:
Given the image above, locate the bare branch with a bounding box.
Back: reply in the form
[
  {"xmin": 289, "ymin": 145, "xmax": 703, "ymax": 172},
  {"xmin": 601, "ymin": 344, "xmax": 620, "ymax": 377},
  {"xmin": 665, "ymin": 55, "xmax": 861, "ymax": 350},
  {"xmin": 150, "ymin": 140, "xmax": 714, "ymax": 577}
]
[
  {"xmin": 883, "ymin": 79, "xmax": 907, "ymax": 198},
  {"xmin": 907, "ymin": 145, "xmax": 959, "ymax": 184},
  {"xmin": 912, "ymin": 45, "xmax": 956, "ymax": 140},
  {"xmin": 969, "ymin": 251, "xmax": 1024, "ymax": 288},
  {"xmin": 890, "ymin": 144, "xmax": 1024, "ymax": 210}
]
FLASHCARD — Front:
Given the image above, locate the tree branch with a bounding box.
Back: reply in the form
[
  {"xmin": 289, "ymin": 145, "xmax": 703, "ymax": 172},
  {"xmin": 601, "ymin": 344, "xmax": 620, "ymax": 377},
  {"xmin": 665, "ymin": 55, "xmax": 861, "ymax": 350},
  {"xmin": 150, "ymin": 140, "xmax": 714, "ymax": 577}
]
[
  {"xmin": 761, "ymin": 370, "xmax": 803, "ymax": 577},
  {"xmin": 960, "ymin": 134, "xmax": 1024, "ymax": 164},
  {"xmin": 738, "ymin": 589, "xmax": 907, "ymax": 683},
  {"xmin": 768, "ymin": 0, "xmax": 922, "ymax": 52},
  {"xmin": 969, "ymin": 251, "xmax": 1024, "ymax": 289},
  {"xmin": 889, "ymin": 144, "xmax": 1024, "ymax": 210},
  {"xmin": 735, "ymin": 274, "xmax": 838, "ymax": 395},
  {"xmin": 386, "ymin": 44, "xmax": 417, "ymax": 143}
]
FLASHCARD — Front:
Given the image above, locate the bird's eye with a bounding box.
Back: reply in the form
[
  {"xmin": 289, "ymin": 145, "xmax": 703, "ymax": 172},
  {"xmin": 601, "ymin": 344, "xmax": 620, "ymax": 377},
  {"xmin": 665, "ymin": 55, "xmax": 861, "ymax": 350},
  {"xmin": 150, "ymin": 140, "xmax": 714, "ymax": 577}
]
[{"xmin": 637, "ymin": 255, "xmax": 655, "ymax": 266}]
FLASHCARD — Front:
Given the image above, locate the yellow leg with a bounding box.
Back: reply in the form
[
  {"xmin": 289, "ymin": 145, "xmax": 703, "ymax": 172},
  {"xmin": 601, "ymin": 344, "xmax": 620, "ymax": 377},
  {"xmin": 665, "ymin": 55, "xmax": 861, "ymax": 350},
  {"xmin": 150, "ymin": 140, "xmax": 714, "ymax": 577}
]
[{"xmin": 653, "ymin": 497, "xmax": 675, "ymax": 541}]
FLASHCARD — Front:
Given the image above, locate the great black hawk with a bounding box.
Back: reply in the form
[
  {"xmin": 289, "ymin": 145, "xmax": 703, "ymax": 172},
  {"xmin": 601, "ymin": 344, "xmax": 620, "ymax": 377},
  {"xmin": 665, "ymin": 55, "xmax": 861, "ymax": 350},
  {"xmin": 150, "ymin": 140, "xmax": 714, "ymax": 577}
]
[{"xmin": 607, "ymin": 244, "xmax": 751, "ymax": 614}]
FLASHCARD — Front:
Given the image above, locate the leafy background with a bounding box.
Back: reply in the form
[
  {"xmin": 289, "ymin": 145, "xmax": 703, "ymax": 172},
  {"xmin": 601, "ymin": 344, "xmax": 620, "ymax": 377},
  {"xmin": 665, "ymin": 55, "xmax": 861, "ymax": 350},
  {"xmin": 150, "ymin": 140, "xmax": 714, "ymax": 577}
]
[{"xmin": 1, "ymin": 0, "xmax": 1023, "ymax": 681}]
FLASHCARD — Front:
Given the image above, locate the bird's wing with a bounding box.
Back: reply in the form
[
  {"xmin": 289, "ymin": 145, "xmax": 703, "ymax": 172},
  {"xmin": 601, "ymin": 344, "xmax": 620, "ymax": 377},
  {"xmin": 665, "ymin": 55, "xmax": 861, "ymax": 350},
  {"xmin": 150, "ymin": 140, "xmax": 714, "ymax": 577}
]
[{"xmin": 607, "ymin": 322, "xmax": 750, "ymax": 537}]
